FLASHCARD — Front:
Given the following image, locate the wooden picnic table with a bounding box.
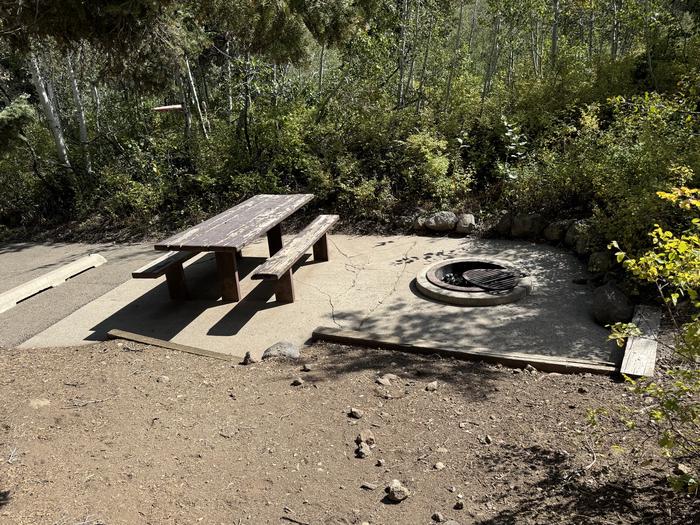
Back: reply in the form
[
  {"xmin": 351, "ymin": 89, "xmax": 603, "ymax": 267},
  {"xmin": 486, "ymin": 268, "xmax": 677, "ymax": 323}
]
[{"xmin": 154, "ymin": 193, "xmax": 314, "ymax": 301}]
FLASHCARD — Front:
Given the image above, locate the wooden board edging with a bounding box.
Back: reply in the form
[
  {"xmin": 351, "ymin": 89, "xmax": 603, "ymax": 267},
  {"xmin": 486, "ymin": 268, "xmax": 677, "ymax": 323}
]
[
  {"xmin": 312, "ymin": 326, "xmax": 618, "ymax": 375},
  {"xmin": 620, "ymin": 305, "xmax": 662, "ymax": 378},
  {"xmin": 0, "ymin": 253, "xmax": 107, "ymax": 314},
  {"xmin": 107, "ymin": 329, "xmax": 235, "ymax": 362}
]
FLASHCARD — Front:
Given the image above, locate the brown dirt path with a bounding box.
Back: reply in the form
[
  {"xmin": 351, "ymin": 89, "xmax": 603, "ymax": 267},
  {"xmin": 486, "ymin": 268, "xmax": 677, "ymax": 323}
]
[{"xmin": 0, "ymin": 341, "xmax": 695, "ymax": 524}]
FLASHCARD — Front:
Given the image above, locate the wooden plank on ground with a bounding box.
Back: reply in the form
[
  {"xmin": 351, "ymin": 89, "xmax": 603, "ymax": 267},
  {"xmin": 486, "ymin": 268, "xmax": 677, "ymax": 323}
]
[
  {"xmin": 106, "ymin": 329, "xmax": 235, "ymax": 362},
  {"xmin": 312, "ymin": 326, "xmax": 618, "ymax": 375},
  {"xmin": 620, "ymin": 305, "xmax": 662, "ymax": 378},
  {"xmin": 0, "ymin": 254, "xmax": 107, "ymax": 314}
]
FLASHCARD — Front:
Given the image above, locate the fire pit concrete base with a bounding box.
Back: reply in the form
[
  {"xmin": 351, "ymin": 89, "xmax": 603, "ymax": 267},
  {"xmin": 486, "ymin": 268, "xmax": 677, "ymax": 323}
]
[{"xmin": 416, "ymin": 258, "xmax": 533, "ymax": 306}]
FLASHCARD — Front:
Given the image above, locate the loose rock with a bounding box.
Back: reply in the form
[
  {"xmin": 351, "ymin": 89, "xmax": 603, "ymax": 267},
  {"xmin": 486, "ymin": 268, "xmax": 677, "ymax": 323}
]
[
  {"xmin": 524, "ymin": 364, "xmax": 538, "ymax": 374},
  {"xmin": 262, "ymin": 341, "xmax": 300, "ymax": 360},
  {"xmin": 356, "ymin": 429, "xmax": 376, "ymax": 447},
  {"xmin": 425, "ymin": 381, "xmax": 439, "ymax": 392},
  {"xmin": 348, "ymin": 407, "xmax": 364, "ymax": 419},
  {"xmin": 291, "ymin": 377, "xmax": 304, "ymax": 386},
  {"xmin": 434, "ymin": 462, "xmax": 445, "ymax": 471},
  {"xmin": 241, "ymin": 352, "xmax": 257, "ymax": 365},
  {"xmin": 454, "ymin": 501, "xmax": 464, "ymax": 510},
  {"xmin": 356, "ymin": 442, "xmax": 372, "ymax": 458},
  {"xmin": 494, "ymin": 214, "xmax": 512, "ymax": 236},
  {"xmin": 386, "ymin": 479, "xmax": 411, "ymax": 502},
  {"xmin": 376, "ymin": 376, "xmax": 392, "ymax": 387},
  {"xmin": 301, "ymin": 363, "xmax": 312, "ymax": 372},
  {"xmin": 432, "ymin": 512, "xmax": 445, "ymax": 522},
  {"xmin": 156, "ymin": 375, "xmax": 170, "ymax": 384},
  {"xmin": 361, "ymin": 482, "xmax": 378, "ymax": 491},
  {"xmin": 588, "ymin": 251, "xmax": 614, "ymax": 273},
  {"xmin": 543, "ymin": 220, "xmax": 573, "ymax": 242}
]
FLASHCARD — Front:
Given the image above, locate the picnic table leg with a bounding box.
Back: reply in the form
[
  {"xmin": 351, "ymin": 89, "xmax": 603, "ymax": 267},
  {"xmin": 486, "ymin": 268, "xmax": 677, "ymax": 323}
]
[
  {"xmin": 275, "ymin": 269, "xmax": 295, "ymax": 303},
  {"xmin": 267, "ymin": 224, "xmax": 283, "ymax": 256},
  {"xmin": 165, "ymin": 263, "xmax": 188, "ymax": 300},
  {"xmin": 215, "ymin": 252, "xmax": 241, "ymax": 302}
]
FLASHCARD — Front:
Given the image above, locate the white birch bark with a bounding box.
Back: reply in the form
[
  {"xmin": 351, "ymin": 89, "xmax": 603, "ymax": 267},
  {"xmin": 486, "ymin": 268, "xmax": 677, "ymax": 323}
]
[
  {"xmin": 185, "ymin": 57, "xmax": 209, "ymax": 140},
  {"xmin": 28, "ymin": 52, "xmax": 70, "ymax": 168},
  {"xmin": 66, "ymin": 52, "xmax": 91, "ymax": 173}
]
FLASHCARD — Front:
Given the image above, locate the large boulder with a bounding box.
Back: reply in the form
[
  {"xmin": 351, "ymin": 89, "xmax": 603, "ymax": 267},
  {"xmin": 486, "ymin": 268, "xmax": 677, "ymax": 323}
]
[
  {"xmin": 424, "ymin": 211, "xmax": 458, "ymax": 232},
  {"xmin": 510, "ymin": 214, "xmax": 546, "ymax": 238},
  {"xmin": 592, "ymin": 283, "xmax": 634, "ymax": 326},
  {"xmin": 588, "ymin": 251, "xmax": 613, "ymax": 273},
  {"xmin": 493, "ymin": 214, "xmax": 512, "ymax": 236},
  {"xmin": 262, "ymin": 341, "xmax": 300, "ymax": 360},
  {"xmin": 455, "ymin": 213, "xmax": 477, "ymax": 234},
  {"xmin": 543, "ymin": 220, "xmax": 574, "ymax": 242},
  {"xmin": 565, "ymin": 220, "xmax": 591, "ymax": 255}
]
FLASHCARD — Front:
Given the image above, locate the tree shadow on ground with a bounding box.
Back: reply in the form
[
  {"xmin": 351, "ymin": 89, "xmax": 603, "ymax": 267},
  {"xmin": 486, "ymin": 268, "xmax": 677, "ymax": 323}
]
[
  {"xmin": 475, "ymin": 444, "xmax": 690, "ymax": 524},
  {"xmin": 304, "ymin": 341, "xmax": 514, "ymax": 403}
]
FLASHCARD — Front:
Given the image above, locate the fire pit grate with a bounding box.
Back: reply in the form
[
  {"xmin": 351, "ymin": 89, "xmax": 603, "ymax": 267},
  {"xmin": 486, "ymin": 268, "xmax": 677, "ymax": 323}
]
[
  {"xmin": 462, "ymin": 268, "xmax": 524, "ymax": 292},
  {"xmin": 416, "ymin": 257, "xmax": 533, "ymax": 306}
]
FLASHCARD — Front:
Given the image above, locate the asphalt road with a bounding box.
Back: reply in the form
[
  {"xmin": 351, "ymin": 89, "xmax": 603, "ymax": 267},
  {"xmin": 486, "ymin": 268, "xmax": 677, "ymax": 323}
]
[{"xmin": 0, "ymin": 242, "xmax": 156, "ymax": 348}]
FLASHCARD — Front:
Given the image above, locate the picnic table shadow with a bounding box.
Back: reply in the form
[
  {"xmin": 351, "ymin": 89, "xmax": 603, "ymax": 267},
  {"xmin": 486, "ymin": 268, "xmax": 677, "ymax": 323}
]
[{"xmin": 88, "ymin": 252, "xmax": 314, "ymax": 342}]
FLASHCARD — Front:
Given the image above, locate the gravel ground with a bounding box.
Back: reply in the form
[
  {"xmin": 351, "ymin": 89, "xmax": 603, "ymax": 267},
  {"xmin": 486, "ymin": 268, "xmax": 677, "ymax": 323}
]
[{"xmin": 0, "ymin": 340, "xmax": 697, "ymax": 525}]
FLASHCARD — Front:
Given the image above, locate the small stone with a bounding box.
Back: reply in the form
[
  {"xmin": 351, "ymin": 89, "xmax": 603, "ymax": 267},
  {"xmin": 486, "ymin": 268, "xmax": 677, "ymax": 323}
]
[
  {"xmin": 241, "ymin": 352, "xmax": 257, "ymax": 365},
  {"xmin": 454, "ymin": 501, "xmax": 464, "ymax": 510},
  {"xmin": 675, "ymin": 463, "xmax": 692, "ymax": 476},
  {"xmin": 349, "ymin": 407, "xmax": 364, "ymax": 419},
  {"xmin": 291, "ymin": 377, "xmax": 304, "ymax": 386},
  {"xmin": 458, "ymin": 422, "xmax": 467, "ymax": 429},
  {"xmin": 480, "ymin": 435, "xmax": 493, "ymax": 445},
  {"xmin": 301, "ymin": 363, "xmax": 312, "ymax": 372},
  {"xmin": 156, "ymin": 375, "xmax": 170, "ymax": 383},
  {"xmin": 524, "ymin": 364, "xmax": 537, "ymax": 374},
  {"xmin": 262, "ymin": 341, "xmax": 300, "ymax": 360},
  {"xmin": 436, "ymin": 447, "xmax": 448, "ymax": 453},
  {"xmin": 361, "ymin": 482, "xmax": 378, "ymax": 491},
  {"xmin": 448, "ymin": 486, "xmax": 457, "ymax": 492},
  {"xmin": 425, "ymin": 381, "xmax": 438, "ymax": 392},
  {"xmin": 432, "ymin": 512, "xmax": 445, "ymax": 522},
  {"xmin": 376, "ymin": 459, "xmax": 386, "ymax": 467},
  {"xmin": 578, "ymin": 387, "xmax": 589, "ymax": 394},
  {"xmin": 29, "ymin": 398, "xmax": 50, "ymax": 409},
  {"xmin": 385, "ymin": 479, "xmax": 411, "ymax": 502},
  {"xmin": 512, "ymin": 368, "xmax": 522, "ymax": 374},
  {"xmin": 356, "ymin": 442, "xmax": 372, "ymax": 458},
  {"xmin": 434, "ymin": 462, "xmax": 445, "ymax": 471},
  {"xmin": 356, "ymin": 429, "xmax": 376, "ymax": 447},
  {"xmin": 382, "ymin": 373, "xmax": 399, "ymax": 381},
  {"xmin": 376, "ymin": 376, "xmax": 392, "ymax": 387}
]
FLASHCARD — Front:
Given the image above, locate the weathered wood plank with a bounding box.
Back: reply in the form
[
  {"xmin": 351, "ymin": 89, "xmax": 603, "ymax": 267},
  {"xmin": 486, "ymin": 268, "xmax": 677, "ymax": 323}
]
[
  {"xmin": 312, "ymin": 326, "xmax": 618, "ymax": 375},
  {"xmin": 0, "ymin": 254, "xmax": 107, "ymax": 314},
  {"xmin": 106, "ymin": 329, "xmax": 235, "ymax": 361},
  {"xmin": 132, "ymin": 251, "xmax": 195, "ymax": 278},
  {"xmin": 621, "ymin": 305, "xmax": 662, "ymax": 378},
  {"xmin": 155, "ymin": 194, "xmax": 314, "ymax": 252},
  {"xmin": 252, "ymin": 215, "xmax": 339, "ymax": 280}
]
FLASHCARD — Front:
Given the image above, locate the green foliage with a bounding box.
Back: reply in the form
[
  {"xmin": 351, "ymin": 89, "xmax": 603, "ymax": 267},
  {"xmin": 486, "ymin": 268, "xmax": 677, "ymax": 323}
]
[
  {"xmin": 0, "ymin": 95, "xmax": 35, "ymax": 152},
  {"xmin": 609, "ymin": 189, "xmax": 700, "ymax": 489}
]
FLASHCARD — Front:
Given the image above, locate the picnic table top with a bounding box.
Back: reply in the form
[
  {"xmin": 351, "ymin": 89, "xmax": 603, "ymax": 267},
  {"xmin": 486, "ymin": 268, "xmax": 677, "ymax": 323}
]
[{"xmin": 154, "ymin": 193, "xmax": 314, "ymax": 252}]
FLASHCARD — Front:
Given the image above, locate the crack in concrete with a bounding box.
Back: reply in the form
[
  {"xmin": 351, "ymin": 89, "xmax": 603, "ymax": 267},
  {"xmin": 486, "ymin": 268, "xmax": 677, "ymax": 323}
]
[
  {"xmin": 295, "ymin": 279, "xmax": 342, "ymax": 328},
  {"xmin": 359, "ymin": 240, "xmax": 417, "ymax": 329}
]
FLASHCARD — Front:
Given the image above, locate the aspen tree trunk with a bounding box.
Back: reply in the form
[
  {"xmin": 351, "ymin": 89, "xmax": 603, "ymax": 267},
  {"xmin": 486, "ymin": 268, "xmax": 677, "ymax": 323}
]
[
  {"xmin": 444, "ymin": 1, "xmax": 465, "ymax": 110},
  {"xmin": 481, "ymin": 14, "xmax": 501, "ymax": 106},
  {"xmin": 185, "ymin": 57, "xmax": 209, "ymax": 140},
  {"xmin": 66, "ymin": 52, "xmax": 91, "ymax": 173},
  {"xmin": 318, "ymin": 43, "xmax": 325, "ymax": 93},
  {"xmin": 611, "ymin": 0, "xmax": 620, "ymax": 60},
  {"xmin": 28, "ymin": 52, "xmax": 70, "ymax": 168},
  {"xmin": 415, "ymin": 14, "xmax": 435, "ymax": 113},
  {"xmin": 91, "ymin": 84, "xmax": 101, "ymax": 133},
  {"xmin": 551, "ymin": 0, "xmax": 560, "ymax": 70},
  {"xmin": 467, "ymin": 0, "xmax": 478, "ymax": 52},
  {"xmin": 226, "ymin": 38, "xmax": 234, "ymax": 123},
  {"xmin": 588, "ymin": 9, "xmax": 595, "ymax": 63},
  {"xmin": 403, "ymin": 1, "xmax": 420, "ymax": 101},
  {"xmin": 397, "ymin": 0, "xmax": 409, "ymax": 107}
]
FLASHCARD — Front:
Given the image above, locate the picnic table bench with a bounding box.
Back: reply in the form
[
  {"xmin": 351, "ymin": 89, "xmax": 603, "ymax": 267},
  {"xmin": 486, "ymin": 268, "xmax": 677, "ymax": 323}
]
[{"xmin": 133, "ymin": 194, "xmax": 338, "ymax": 303}]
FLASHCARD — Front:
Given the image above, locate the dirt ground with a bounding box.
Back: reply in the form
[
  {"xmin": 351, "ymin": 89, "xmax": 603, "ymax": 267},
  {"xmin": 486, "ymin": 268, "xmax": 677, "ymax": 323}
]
[{"xmin": 0, "ymin": 340, "xmax": 697, "ymax": 525}]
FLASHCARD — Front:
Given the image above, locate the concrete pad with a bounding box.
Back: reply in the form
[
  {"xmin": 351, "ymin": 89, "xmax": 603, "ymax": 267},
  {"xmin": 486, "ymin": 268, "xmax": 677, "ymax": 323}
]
[{"xmin": 20, "ymin": 235, "xmax": 613, "ymax": 363}]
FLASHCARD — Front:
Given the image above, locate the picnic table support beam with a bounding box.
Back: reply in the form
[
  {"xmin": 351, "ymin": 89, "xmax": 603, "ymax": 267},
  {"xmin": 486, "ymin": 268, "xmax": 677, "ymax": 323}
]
[
  {"xmin": 165, "ymin": 263, "xmax": 188, "ymax": 300},
  {"xmin": 313, "ymin": 234, "xmax": 329, "ymax": 261},
  {"xmin": 267, "ymin": 224, "xmax": 283, "ymax": 256},
  {"xmin": 215, "ymin": 252, "xmax": 241, "ymax": 302}
]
